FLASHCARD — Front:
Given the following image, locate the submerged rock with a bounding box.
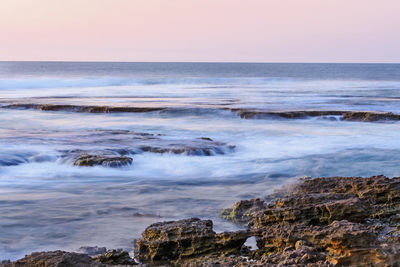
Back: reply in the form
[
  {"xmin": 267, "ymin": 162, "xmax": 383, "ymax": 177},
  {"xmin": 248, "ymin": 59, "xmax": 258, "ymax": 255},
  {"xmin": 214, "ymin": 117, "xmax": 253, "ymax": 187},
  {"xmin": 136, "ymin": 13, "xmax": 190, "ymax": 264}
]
[
  {"xmin": 74, "ymin": 154, "xmax": 133, "ymax": 167},
  {"xmin": 138, "ymin": 143, "xmax": 235, "ymax": 156}
]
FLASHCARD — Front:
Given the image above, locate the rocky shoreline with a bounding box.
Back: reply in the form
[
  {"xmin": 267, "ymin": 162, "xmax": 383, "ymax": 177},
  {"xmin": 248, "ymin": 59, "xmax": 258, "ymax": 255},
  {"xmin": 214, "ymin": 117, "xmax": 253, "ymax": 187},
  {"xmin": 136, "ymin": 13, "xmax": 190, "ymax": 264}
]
[{"xmin": 3, "ymin": 175, "xmax": 400, "ymax": 266}]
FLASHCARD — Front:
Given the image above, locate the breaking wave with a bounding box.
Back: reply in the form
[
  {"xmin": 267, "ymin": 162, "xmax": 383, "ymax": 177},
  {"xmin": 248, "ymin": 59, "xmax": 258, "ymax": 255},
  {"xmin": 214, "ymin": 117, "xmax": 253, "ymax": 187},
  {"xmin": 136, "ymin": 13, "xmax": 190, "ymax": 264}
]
[{"xmin": 0, "ymin": 77, "xmax": 296, "ymax": 90}]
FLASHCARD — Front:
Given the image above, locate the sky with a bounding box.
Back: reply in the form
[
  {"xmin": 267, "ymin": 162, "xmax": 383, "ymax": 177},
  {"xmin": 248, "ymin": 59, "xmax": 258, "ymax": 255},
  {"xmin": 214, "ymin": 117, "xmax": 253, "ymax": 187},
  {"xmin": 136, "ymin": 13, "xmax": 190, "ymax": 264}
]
[{"xmin": 1, "ymin": 0, "xmax": 400, "ymax": 63}]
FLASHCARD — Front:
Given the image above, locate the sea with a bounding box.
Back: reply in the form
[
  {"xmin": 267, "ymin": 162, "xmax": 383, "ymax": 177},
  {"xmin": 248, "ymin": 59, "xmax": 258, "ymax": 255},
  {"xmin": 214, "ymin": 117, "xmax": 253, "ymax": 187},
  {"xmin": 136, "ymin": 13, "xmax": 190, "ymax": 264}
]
[{"xmin": 1, "ymin": 62, "xmax": 400, "ymax": 260}]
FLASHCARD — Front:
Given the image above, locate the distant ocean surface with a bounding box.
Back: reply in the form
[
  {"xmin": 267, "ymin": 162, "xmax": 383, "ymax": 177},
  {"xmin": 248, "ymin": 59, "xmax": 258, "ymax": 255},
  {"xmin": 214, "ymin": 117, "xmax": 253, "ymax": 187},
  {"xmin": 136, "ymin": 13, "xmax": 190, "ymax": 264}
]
[{"xmin": 1, "ymin": 62, "xmax": 400, "ymax": 260}]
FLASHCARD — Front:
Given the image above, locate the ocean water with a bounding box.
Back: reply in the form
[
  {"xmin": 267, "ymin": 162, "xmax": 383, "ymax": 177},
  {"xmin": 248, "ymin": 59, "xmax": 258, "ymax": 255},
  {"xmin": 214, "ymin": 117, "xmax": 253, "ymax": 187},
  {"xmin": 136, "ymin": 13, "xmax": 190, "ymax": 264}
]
[{"xmin": 1, "ymin": 62, "xmax": 400, "ymax": 260}]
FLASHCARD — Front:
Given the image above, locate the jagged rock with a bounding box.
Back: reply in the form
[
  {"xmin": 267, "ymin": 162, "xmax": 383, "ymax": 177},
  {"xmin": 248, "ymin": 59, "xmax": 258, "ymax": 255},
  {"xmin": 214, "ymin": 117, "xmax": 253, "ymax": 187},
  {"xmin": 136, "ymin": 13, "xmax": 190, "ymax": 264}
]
[
  {"xmin": 223, "ymin": 175, "xmax": 400, "ymax": 228},
  {"xmin": 262, "ymin": 240, "xmax": 330, "ymax": 266},
  {"xmin": 1, "ymin": 251, "xmax": 105, "ymax": 267},
  {"xmin": 134, "ymin": 218, "xmax": 216, "ymax": 262},
  {"xmin": 220, "ymin": 198, "xmax": 265, "ymax": 225},
  {"xmin": 253, "ymin": 196, "xmax": 367, "ymax": 227},
  {"xmin": 134, "ymin": 218, "xmax": 250, "ymax": 263},
  {"xmin": 74, "ymin": 154, "xmax": 133, "ymax": 167},
  {"xmin": 93, "ymin": 249, "xmax": 136, "ymax": 265},
  {"xmin": 258, "ymin": 221, "xmax": 380, "ymax": 264},
  {"xmin": 219, "ymin": 175, "xmax": 400, "ymax": 266}
]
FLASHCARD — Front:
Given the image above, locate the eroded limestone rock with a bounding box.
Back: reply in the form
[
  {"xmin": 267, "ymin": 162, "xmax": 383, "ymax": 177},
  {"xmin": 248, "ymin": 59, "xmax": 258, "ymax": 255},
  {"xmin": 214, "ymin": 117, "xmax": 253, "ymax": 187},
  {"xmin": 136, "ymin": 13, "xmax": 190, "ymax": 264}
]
[{"xmin": 134, "ymin": 218, "xmax": 250, "ymax": 263}]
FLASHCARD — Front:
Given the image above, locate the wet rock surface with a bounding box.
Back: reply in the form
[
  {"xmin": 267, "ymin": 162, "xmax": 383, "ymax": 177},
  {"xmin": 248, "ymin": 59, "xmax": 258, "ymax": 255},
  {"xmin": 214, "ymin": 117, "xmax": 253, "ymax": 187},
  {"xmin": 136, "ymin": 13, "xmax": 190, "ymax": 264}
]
[
  {"xmin": 231, "ymin": 109, "xmax": 400, "ymax": 122},
  {"xmin": 0, "ymin": 128, "xmax": 235, "ymax": 168},
  {"xmin": 3, "ymin": 103, "xmax": 165, "ymax": 113},
  {"xmin": 74, "ymin": 154, "xmax": 133, "ymax": 167}
]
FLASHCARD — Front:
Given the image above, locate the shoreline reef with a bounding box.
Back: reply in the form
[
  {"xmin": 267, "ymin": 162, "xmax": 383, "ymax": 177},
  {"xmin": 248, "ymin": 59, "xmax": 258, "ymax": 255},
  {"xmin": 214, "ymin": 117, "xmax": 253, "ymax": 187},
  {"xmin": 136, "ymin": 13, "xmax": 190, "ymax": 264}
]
[
  {"xmin": 3, "ymin": 175, "xmax": 400, "ymax": 266},
  {"xmin": 3, "ymin": 103, "xmax": 400, "ymax": 123}
]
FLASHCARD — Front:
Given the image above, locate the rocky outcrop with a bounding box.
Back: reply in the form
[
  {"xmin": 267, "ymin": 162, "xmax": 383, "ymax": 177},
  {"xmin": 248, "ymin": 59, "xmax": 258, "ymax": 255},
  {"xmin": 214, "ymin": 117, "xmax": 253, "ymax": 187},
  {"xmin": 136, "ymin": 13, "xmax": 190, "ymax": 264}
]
[
  {"xmin": 74, "ymin": 154, "xmax": 133, "ymax": 167},
  {"xmin": 230, "ymin": 109, "xmax": 400, "ymax": 122},
  {"xmin": 133, "ymin": 176, "xmax": 400, "ymax": 266},
  {"xmin": 134, "ymin": 218, "xmax": 250, "ymax": 263},
  {"xmin": 341, "ymin": 111, "xmax": 400, "ymax": 122},
  {"xmin": 5, "ymin": 176, "xmax": 400, "ymax": 266},
  {"xmin": 1, "ymin": 251, "xmax": 105, "ymax": 267},
  {"xmin": 220, "ymin": 198, "xmax": 265, "ymax": 225},
  {"xmin": 1, "ymin": 249, "xmax": 138, "ymax": 267},
  {"xmin": 3, "ymin": 104, "xmax": 165, "ymax": 113},
  {"xmin": 219, "ymin": 175, "xmax": 400, "ymax": 266}
]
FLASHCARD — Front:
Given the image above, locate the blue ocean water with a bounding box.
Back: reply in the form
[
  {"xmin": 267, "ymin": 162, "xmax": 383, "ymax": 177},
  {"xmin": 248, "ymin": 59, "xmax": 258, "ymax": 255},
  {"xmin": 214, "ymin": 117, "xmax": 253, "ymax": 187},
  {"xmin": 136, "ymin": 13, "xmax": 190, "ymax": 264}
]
[{"xmin": 1, "ymin": 62, "xmax": 400, "ymax": 260}]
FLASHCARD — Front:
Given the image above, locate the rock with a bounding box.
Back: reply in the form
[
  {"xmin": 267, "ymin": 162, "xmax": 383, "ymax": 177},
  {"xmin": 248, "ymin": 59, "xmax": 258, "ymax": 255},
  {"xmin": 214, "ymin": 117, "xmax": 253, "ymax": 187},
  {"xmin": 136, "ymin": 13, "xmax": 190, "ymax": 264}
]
[
  {"xmin": 253, "ymin": 196, "xmax": 367, "ymax": 227},
  {"xmin": 8, "ymin": 175, "xmax": 400, "ymax": 266},
  {"xmin": 228, "ymin": 108, "xmax": 400, "ymax": 122},
  {"xmin": 3, "ymin": 104, "xmax": 165, "ymax": 113},
  {"xmin": 341, "ymin": 111, "xmax": 400, "ymax": 122},
  {"xmin": 74, "ymin": 154, "xmax": 133, "ymax": 167},
  {"xmin": 262, "ymin": 241, "xmax": 329, "ymax": 266},
  {"xmin": 139, "ymin": 143, "xmax": 235, "ymax": 156},
  {"xmin": 220, "ymin": 175, "xmax": 400, "ymax": 266},
  {"xmin": 259, "ymin": 220, "xmax": 379, "ymax": 263},
  {"xmin": 5, "ymin": 103, "xmax": 400, "ymax": 122},
  {"xmin": 134, "ymin": 218, "xmax": 216, "ymax": 262},
  {"xmin": 223, "ymin": 175, "xmax": 400, "ymax": 228},
  {"xmin": 197, "ymin": 137, "xmax": 213, "ymax": 141},
  {"xmin": 93, "ymin": 249, "xmax": 136, "ymax": 265},
  {"xmin": 2, "ymin": 251, "xmax": 105, "ymax": 267},
  {"xmin": 232, "ymin": 110, "xmax": 344, "ymax": 120},
  {"xmin": 220, "ymin": 198, "xmax": 265, "ymax": 225},
  {"xmin": 134, "ymin": 218, "xmax": 251, "ymax": 263}
]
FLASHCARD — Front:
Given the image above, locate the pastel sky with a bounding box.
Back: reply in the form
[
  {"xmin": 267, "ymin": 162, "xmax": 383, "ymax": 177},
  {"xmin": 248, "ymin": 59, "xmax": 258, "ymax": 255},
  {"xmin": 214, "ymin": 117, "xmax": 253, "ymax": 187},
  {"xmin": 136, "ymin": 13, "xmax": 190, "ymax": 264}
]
[{"xmin": 1, "ymin": 0, "xmax": 400, "ymax": 62}]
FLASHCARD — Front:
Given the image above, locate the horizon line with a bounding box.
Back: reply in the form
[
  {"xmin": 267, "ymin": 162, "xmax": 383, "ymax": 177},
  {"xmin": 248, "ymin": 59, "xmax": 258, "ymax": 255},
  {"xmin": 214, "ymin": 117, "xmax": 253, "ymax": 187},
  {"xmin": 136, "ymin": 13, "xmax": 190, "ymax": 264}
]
[{"xmin": 0, "ymin": 60, "xmax": 400, "ymax": 65}]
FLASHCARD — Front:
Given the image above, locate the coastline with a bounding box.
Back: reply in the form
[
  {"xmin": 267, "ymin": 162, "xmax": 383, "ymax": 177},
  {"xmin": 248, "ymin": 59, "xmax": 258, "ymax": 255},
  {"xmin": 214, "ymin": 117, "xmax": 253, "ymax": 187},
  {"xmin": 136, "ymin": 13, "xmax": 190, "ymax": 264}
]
[{"xmin": 3, "ymin": 175, "xmax": 400, "ymax": 266}]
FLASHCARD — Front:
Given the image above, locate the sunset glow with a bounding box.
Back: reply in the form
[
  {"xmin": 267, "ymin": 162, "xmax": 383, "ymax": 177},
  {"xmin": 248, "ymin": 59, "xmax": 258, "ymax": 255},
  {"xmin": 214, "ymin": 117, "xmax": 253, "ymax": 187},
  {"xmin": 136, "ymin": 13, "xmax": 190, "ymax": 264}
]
[{"xmin": 1, "ymin": 0, "xmax": 400, "ymax": 62}]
